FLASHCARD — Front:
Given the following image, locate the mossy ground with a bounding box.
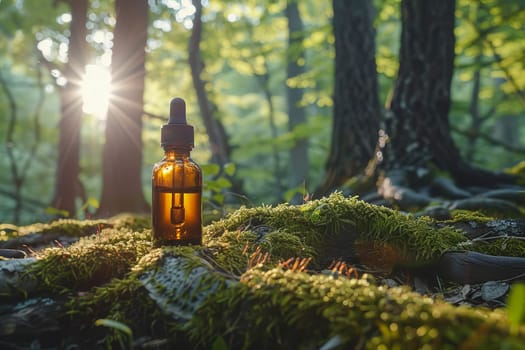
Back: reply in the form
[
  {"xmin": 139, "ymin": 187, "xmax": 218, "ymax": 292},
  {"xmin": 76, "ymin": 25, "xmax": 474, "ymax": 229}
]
[
  {"xmin": 191, "ymin": 268, "xmax": 524, "ymax": 349},
  {"xmin": 3, "ymin": 194, "xmax": 525, "ymax": 349}
]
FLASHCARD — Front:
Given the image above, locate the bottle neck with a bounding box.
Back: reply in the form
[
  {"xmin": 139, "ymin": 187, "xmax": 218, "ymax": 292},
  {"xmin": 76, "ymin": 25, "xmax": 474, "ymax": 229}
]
[{"xmin": 164, "ymin": 147, "xmax": 191, "ymax": 159}]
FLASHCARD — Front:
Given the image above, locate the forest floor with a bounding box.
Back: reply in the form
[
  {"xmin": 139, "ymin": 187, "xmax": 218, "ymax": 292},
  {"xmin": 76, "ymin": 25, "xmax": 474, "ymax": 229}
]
[{"xmin": 1, "ymin": 184, "xmax": 525, "ymax": 348}]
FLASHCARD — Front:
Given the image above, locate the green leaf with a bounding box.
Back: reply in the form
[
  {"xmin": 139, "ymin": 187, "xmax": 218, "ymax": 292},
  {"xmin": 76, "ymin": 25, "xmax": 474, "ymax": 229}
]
[
  {"xmin": 81, "ymin": 197, "xmax": 100, "ymax": 212},
  {"xmin": 201, "ymin": 163, "xmax": 221, "ymax": 177},
  {"xmin": 212, "ymin": 336, "xmax": 229, "ymax": 350},
  {"xmin": 224, "ymin": 162, "xmax": 236, "ymax": 176},
  {"xmin": 87, "ymin": 197, "xmax": 99, "ymax": 208},
  {"xmin": 95, "ymin": 318, "xmax": 133, "ymax": 338},
  {"xmin": 212, "ymin": 193, "xmax": 225, "ymax": 204},
  {"xmin": 215, "ymin": 177, "xmax": 232, "ymax": 189},
  {"xmin": 284, "ymin": 183, "xmax": 307, "ymax": 202},
  {"xmin": 205, "ymin": 181, "xmax": 222, "ymax": 192},
  {"xmin": 44, "ymin": 206, "xmax": 69, "ymax": 217}
]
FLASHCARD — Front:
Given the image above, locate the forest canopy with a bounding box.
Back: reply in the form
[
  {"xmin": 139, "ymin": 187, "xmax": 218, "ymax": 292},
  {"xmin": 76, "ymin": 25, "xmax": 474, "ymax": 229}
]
[{"xmin": 0, "ymin": 0, "xmax": 524, "ymax": 224}]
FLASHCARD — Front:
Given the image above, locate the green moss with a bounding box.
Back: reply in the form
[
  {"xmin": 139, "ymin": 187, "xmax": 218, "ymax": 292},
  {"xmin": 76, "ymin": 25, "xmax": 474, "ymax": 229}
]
[
  {"xmin": 206, "ymin": 193, "xmax": 525, "ymax": 264},
  {"xmin": 67, "ymin": 274, "xmax": 178, "ymax": 348},
  {"xmin": 15, "ymin": 218, "xmax": 107, "ymax": 238},
  {"xmin": 190, "ymin": 267, "xmax": 525, "ymax": 349},
  {"xmin": 110, "ymin": 213, "xmax": 151, "ymax": 232},
  {"xmin": 65, "ymin": 247, "xmax": 197, "ymax": 348},
  {"xmin": 204, "ymin": 230, "xmax": 259, "ymax": 275},
  {"xmin": 445, "ymin": 211, "xmax": 525, "ymax": 257},
  {"xmin": 205, "ymin": 193, "xmax": 466, "ymax": 265},
  {"xmin": 10, "ymin": 214, "xmax": 149, "ymax": 238},
  {"xmin": 6, "ymin": 194, "xmax": 525, "ymax": 348},
  {"xmin": 65, "ymin": 246, "xmax": 234, "ymax": 347},
  {"xmin": 17, "ymin": 194, "xmax": 523, "ymax": 305},
  {"xmin": 447, "ymin": 210, "xmax": 494, "ymax": 223},
  {"xmin": 28, "ymin": 228, "xmax": 152, "ymax": 293},
  {"xmin": 258, "ymin": 230, "xmax": 316, "ymax": 260},
  {"xmin": 459, "ymin": 238, "xmax": 525, "ymax": 257}
]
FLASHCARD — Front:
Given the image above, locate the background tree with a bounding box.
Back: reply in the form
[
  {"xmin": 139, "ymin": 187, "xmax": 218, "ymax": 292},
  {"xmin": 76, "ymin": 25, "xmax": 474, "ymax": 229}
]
[
  {"xmin": 452, "ymin": 0, "xmax": 525, "ymax": 169},
  {"xmin": 96, "ymin": 0, "xmax": 149, "ymax": 216},
  {"xmin": 0, "ymin": 0, "xmax": 65, "ymax": 223},
  {"xmin": 384, "ymin": 0, "xmax": 513, "ymax": 188},
  {"xmin": 0, "ymin": 66, "xmax": 45, "ymax": 223},
  {"xmin": 316, "ymin": 0, "xmax": 381, "ymax": 196},
  {"xmin": 285, "ymin": 0, "xmax": 308, "ymax": 204},
  {"xmin": 206, "ymin": 3, "xmax": 290, "ymax": 201},
  {"xmin": 189, "ymin": 0, "xmax": 231, "ymax": 168},
  {"xmin": 49, "ymin": 0, "xmax": 88, "ymax": 218},
  {"xmin": 1, "ymin": 0, "xmax": 524, "ymax": 224}
]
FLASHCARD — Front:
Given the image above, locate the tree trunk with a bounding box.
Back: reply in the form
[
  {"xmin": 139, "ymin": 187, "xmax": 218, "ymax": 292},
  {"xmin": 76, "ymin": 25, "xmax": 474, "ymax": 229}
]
[
  {"xmin": 465, "ymin": 66, "xmax": 482, "ymax": 162},
  {"xmin": 253, "ymin": 70, "xmax": 286, "ymax": 200},
  {"xmin": 316, "ymin": 0, "xmax": 381, "ymax": 196},
  {"xmin": 50, "ymin": 0, "xmax": 88, "ymax": 218},
  {"xmin": 189, "ymin": 0, "xmax": 231, "ymax": 168},
  {"xmin": 0, "ymin": 71, "xmax": 23, "ymax": 224},
  {"xmin": 385, "ymin": 0, "xmax": 513, "ymax": 187},
  {"xmin": 386, "ymin": 0, "xmax": 457, "ymax": 169},
  {"xmin": 286, "ymin": 0, "xmax": 308, "ymax": 204},
  {"xmin": 97, "ymin": 0, "xmax": 150, "ymax": 217}
]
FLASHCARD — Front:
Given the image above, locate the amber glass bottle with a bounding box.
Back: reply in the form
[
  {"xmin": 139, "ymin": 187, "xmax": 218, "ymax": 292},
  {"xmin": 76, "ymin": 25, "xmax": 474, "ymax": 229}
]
[{"xmin": 152, "ymin": 98, "xmax": 202, "ymax": 246}]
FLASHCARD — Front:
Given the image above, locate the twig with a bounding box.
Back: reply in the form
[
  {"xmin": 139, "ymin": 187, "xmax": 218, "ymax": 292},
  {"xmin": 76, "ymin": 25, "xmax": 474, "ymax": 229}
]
[
  {"xmin": 0, "ymin": 187, "xmax": 47, "ymax": 208},
  {"xmin": 451, "ymin": 125, "xmax": 525, "ymax": 155},
  {"xmin": 143, "ymin": 110, "xmax": 165, "ymax": 120},
  {"xmin": 469, "ymin": 235, "xmax": 525, "ymax": 242}
]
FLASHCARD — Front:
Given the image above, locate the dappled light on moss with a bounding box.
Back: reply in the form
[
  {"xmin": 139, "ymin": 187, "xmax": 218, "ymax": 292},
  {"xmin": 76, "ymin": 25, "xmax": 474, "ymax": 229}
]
[
  {"xmin": 204, "ymin": 230, "xmax": 259, "ymax": 274},
  {"xmin": 6, "ymin": 193, "xmax": 522, "ymax": 299},
  {"xmin": 189, "ymin": 267, "xmax": 524, "ymax": 349},
  {"xmin": 29, "ymin": 228, "xmax": 152, "ymax": 292},
  {"xmin": 9, "ymin": 219, "xmax": 107, "ymax": 239},
  {"xmin": 2, "ymin": 194, "xmax": 525, "ymax": 348},
  {"xmin": 460, "ymin": 237, "xmax": 525, "ymax": 257},
  {"xmin": 447, "ymin": 209, "xmax": 494, "ymax": 223},
  {"xmin": 205, "ymin": 192, "xmax": 467, "ymax": 265}
]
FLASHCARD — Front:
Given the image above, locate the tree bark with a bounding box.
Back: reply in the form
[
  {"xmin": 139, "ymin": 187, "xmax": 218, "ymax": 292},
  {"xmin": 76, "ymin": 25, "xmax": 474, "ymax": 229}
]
[
  {"xmin": 385, "ymin": 0, "xmax": 513, "ymax": 187},
  {"xmin": 97, "ymin": 0, "xmax": 150, "ymax": 217},
  {"xmin": 286, "ymin": 0, "xmax": 308, "ymax": 204},
  {"xmin": 50, "ymin": 0, "xmax": 88, "ymax": 218},
  {"xmin": 316, "ymin": 0, "xmax": 381, "ymax": 196},
  {"xmin": 189, "ymin": 0, "xmax": 231, "ymax": 168},
  {"xmin": 386, "ymin": 0, "xmax": 457, "ymax": 169}
]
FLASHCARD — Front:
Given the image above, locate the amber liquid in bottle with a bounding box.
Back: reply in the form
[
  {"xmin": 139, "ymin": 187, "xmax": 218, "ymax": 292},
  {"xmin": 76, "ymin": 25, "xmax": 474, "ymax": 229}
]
[{"xmin": 152, "ymin": 148, "xmax": 202, "ymax": 246}]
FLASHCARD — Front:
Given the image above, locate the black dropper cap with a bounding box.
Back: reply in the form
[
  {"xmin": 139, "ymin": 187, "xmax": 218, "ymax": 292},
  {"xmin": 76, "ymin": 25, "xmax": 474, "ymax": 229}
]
[{"xmin": 161, "ymin": 97, "xmax": 194, "ymax": 148}]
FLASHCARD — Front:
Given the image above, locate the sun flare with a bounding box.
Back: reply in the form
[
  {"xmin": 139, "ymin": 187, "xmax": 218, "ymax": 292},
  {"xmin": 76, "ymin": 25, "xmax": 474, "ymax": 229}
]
[{"xmin": 81, "ymin": 64, "xmax": 112, "ymax": 118}]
